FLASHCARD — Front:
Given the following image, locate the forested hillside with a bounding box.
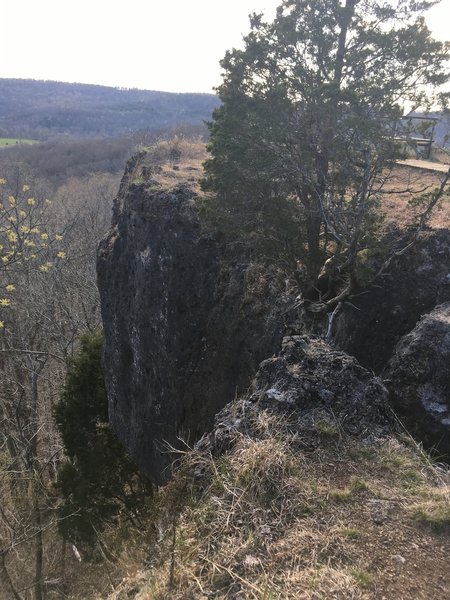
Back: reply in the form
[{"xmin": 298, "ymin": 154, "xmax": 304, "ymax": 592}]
[
  {"xmin": 0, "ymin": 79, "xmax": 219, "ymax": 139},
  {"xmin": 0, "ymin": 104, "xmax": 208, "ymax": 598}
]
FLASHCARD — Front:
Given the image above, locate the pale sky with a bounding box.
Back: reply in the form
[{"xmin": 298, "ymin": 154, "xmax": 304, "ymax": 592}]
[{"xmin": 0, "ymin": 0, "xmax": 448, "ymax": 94}]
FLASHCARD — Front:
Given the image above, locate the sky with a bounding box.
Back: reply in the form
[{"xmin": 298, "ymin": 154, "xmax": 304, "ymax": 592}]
[{"xmin": 1, "ymin": 0, "xmax": 449, "ymax": 94}]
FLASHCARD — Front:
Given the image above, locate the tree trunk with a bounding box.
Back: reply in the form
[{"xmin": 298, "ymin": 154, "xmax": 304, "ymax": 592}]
[
  {"xmin": 306, "ymin": 0, "xmax": 359, "ymax": 287},
  {"xmin": 34, "ymin": 493, "xmax": 44, "ymax": 600},
  {"xmin": 0, "ymin": 553, "xmax": 23, "ymax": 600},
  {"xmin": 334, "ymin": 1, "xmax": 359, "ymax": 84},
  {"xmin": 29, "ymin": 363, "xmax": 45, "ymax": 600},
  {"xmin": 305, "ymin": 199, "xmax": 323, "ymax": 283}
]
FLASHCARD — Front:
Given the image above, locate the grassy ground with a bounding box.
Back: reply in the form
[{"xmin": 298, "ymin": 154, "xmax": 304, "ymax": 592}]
[
  {"xmin": 129, "ymin": 138, "xmax": 450, "ymax": 232},
  {"xmin": 0, "ymin": 137, "xmax": 38, "ymax": 147},
  {"xmin": 129, "ymin": 137, "xmax": 208, "ymax": 194},
  {"xmin": 103, "ymin": 412, "xmax": 449, "ymax": 600},
  {"xmin": 379, "ymin": 165, "xmax": 450, "ymax": 231}
]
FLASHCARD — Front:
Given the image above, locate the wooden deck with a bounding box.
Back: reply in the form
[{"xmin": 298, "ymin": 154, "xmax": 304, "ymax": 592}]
[{"xmin": 396, "ymin": 159, "xmax": 450, "ymax": 174}]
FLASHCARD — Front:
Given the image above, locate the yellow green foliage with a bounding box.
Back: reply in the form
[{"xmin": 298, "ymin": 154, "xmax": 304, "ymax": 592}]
[{"xmin": 0, "ymin": 177, "xmax": 64, "ymax": 327}]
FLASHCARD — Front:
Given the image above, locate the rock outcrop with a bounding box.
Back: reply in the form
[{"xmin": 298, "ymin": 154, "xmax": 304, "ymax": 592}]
[
  {"xmin": 97, "ymin": 153, "xmax": 450, "ymax": 483},
  {"xmin": 332, "ymin": 230, "xmax": 450, "ymax": 371},
  {"xmin": 198, "ymin": 335, "xmax": 391, "ymax": 456},
  {"xmin": 97, "ymin": 155, "xmax": 289, "ymax": 483},
  {"xmin": 384, "ymin": 302, "xmax": 450, "ymax": 456}
]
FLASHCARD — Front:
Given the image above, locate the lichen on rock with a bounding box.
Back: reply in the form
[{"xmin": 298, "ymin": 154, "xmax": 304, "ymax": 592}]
[{"xmin": 198, "ymin": 336, "xmax": 391, "ymax": 457}]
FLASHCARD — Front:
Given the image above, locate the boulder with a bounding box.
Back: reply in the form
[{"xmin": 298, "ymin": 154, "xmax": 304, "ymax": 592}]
[
  {"xmin": 199, "ymin": 336, "xmax": 391, "ymax": 455},
  {"xmin": 384, "ymin": 302, "xmax": 450, "ymax": 456}
]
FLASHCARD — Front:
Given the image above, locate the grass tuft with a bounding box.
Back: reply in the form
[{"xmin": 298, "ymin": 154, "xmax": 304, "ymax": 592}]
[{"xmin": 351, "ymin": 568, "xmax": 376, "ymax": 589}]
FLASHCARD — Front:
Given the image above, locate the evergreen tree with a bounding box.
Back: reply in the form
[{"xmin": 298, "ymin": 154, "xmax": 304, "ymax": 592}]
[
  {"xmin": 54, "ymin": 332, "xmax": 151, "ymax": 549},
  {"xmin": 202, "ymin": 0, "xmax": 449, "ymax": 291}
]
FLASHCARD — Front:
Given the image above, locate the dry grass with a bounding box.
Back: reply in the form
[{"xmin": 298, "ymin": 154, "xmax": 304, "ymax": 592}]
[
  {"xmin": 379, "ymin": 165, "xmax": 450, "ymax": 230},
  {"xmin": 128, "ymin": 138, "xmax": 450, "ymax": 232},
  {"xmin": 131, "ymin": 137, "xmax": 208, "ymax": 194},
  {"xmin": 84, "ymin": 153, "xmax": 450, "ymax": 599},
  {"xmin": 100, "ymin": 412, "xmax": 450, "ymax": 600},
  {"xmin": 410, "ymin": 486, "xmax": 450, "ymax": 532}
]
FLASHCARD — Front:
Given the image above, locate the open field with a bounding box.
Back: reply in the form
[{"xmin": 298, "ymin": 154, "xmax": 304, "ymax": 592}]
[
  {"xmin": 380, "ymin": 163, "xmax": 450, "ymax": 230},
  {"xmin": 0, "ymin": 137, "xmax": 38, "ymax": 147}
]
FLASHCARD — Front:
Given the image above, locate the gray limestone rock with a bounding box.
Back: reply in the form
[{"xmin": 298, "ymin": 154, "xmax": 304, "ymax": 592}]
[
  {"xmin": 332, "ymin": 230, "xmax": 450, "ymax": 371},
  {"xmin": 97, "ymin": 152, "xmax": 448, "ymax": 484},
  {"xmin": 384, "ymin": 302, "xmax": 450, "ymax": 457},
  {"xmin": 198, "ymin": 336, "xmax": 391, "ymax": 456}
]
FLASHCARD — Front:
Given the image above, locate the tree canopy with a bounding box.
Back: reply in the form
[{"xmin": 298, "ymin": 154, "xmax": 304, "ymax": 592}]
[{"xmin": 202, "ymin": 0, "xmax": 450, "ymax": 294}]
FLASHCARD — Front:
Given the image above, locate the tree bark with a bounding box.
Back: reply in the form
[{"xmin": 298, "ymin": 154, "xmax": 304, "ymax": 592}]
[
  {"xmin": 0, "ymin": 553, "xmax": 23, "ymax": 600},
  {"xmin": 305, "ymin": 197, "xmax": 323, "ymax": 283},
  {"xmin": 34, "ymin": 494, "xmax": 44, "ymax": 600},
  {"xmin": 334, "ymin": 1, "xmax": 359, "ymax": 84},
  {"xmin": 306, "ymin": 0, "xmax": 359, "ymax": 287},
  {"xmin": 29, "ymin": 361, "xmax": 45, "ymax": 600}
]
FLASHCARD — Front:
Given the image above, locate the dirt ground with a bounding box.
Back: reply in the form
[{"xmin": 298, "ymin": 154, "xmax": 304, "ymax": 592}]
[{"xmin": 379, "ymin": 164, "xmax": 450, "ymax": 231}]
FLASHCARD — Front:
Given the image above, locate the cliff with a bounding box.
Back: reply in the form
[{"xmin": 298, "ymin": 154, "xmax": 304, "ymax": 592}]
[
  {"xmin": 97, "ymin": 153, "xmax": 290, "ymax": 483},
  {"xmin": 95, "ymin": 153, "xmax": 450, "ymax": 599},
  {"xmin": 104, "ymin": 335, "xmax": 449, "ymax": 600},
  {"xmin": 98, "ymin": 151, "xmax": 450, "ymax": 484}
]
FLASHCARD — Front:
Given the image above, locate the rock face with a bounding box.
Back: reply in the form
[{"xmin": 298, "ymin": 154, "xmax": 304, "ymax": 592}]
[
  {"xmin": 97, "ymin": 156, "xmax": 289, "ymax": 483},
  {"xmin": 384, "ymin": 302, "xmax": 450, "ymax": 456},
  {"xmin": 97, "ymin": 154, "xmax": 449, "ymax": 483},
  {"xmin": 332, "ymin": 230, "xmax": 450, "ymax": 371},
  {"xmin": 199, "ymin": 336, "xmax": 391, "ymax": 455}
]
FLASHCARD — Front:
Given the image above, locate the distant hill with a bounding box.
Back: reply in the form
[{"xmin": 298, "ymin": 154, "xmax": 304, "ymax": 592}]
[{"xmin": 0, "ymin": 79, "xmax": 219, "ymax": 139}]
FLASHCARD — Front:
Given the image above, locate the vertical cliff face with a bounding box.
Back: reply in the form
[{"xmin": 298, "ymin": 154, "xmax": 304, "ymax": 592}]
[
  {"xmin": 97, "ymin": 154, "xmax": 450, "ymax": 482},
  {"xmin": 97, "ymin": 182, "xmax": 219, "ymax": 482},
  {"xmin": 97, "ymin": 156, "xmax": 288, "ymax": 483}
]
